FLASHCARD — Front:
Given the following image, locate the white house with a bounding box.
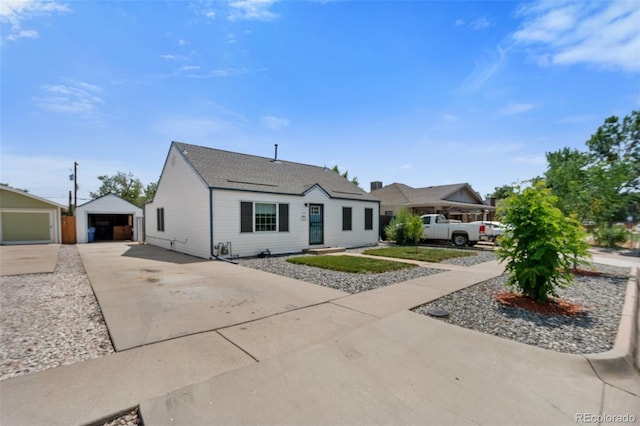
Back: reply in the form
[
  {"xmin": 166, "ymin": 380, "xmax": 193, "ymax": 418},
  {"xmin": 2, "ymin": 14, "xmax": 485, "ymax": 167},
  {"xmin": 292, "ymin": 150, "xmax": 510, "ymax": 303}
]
[
  {"xmin": 145, "ymin": 142, "xmax": 380, "ymax": 259},
  {"xmin": 76, "ymin": 194, "xmax": 144, "ymax": 243},
  {"xmin": 0, "ymin": 186, "xmax": 66, "ymax": 244}
]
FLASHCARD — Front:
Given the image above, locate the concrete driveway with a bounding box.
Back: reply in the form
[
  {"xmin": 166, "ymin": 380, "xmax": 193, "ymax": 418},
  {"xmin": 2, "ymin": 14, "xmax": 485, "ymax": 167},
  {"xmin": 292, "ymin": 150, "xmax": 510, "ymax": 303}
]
[
  {"xmin": 0, "ymin": 244, "xmax": 59, "ymax": 276},
  {"xmin": 77, "ymin": 243, "xmax": 346, "ymax": 351}
]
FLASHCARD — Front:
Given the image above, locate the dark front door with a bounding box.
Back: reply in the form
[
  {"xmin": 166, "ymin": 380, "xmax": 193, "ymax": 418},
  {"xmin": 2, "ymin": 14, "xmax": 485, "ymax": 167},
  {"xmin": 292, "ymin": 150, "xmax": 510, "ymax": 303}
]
[{"xmin": 309, "ymin": 204, "xmax": 324, "ymax": 245}]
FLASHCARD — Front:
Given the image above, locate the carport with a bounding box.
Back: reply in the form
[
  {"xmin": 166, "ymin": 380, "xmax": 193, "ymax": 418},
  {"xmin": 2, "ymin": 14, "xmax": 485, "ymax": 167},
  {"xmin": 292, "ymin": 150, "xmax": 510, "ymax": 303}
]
[{"xmin": 76, "ymin": 194, "xmax": 143, "ymax": 243}]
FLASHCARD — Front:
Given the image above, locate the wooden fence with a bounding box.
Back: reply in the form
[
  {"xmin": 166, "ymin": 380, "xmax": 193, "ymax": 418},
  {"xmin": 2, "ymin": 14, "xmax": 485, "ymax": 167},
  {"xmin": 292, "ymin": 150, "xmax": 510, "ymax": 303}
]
[{"xmin": 61, "ymin": 216, "xmax": 77, "ymax": 244}]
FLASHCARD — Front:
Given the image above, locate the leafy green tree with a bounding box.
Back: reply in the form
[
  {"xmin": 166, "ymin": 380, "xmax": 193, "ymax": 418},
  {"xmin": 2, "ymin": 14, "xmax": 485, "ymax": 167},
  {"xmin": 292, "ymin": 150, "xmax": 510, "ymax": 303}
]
[
  {"xmin": 545, "ymin": 110, "xmax": 639, "ymax": 246},
  {"xmin": 405, "ymin": 214, "xmax": 424, "ymax": 252},
  {"xmin": 90, "ymin": 171, "xmax": 156, "ymax": 207},
  {"xmin": 487, "ymin": 184, "xmax": 516, "ymax": 200},
  {"xmin": 331, "ymin": 165, "xmax": 359, "ymax": 186},
  {"xmin": 545, "ymin": 148, "xmax": 591, "ymax": 221},
  {"xmin": 496, "ymin": 180, "xmax": 590, "ymax": 303}
]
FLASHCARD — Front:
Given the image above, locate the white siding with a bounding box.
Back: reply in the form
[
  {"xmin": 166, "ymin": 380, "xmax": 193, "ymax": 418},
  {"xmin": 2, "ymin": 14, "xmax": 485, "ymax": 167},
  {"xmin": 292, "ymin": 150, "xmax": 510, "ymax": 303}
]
[
  {"xmin": 212, "ymin": 186, "xmax": 379, "ymax": 258},
  {"xmin": 76, "ymin": 195, "xmax": 143, "ymax": 243},
  {"xmin": 145, "ymin": 146, "xmax": 211, "ymax": 258}
]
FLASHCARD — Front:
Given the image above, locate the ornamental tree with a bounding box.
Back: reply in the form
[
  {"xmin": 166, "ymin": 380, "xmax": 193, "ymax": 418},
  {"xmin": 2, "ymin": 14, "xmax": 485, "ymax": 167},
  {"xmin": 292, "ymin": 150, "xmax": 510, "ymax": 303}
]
[{"xmin": 496, "ymin": 180, "xmax": 590, "ymax": 303}]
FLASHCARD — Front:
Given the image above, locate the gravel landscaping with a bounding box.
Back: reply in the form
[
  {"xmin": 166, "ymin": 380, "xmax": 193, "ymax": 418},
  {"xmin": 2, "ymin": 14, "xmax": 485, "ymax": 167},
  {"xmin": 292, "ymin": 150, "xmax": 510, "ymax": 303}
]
[
  {"xmin": 0, "ymin": 245, "xmax": 114, "ymax": 381},
  {"xmin": 0, "ymin": 245, "xmax": 141, "ymax": 425},
  {"xmin": 413, "ymin": 263, "xmax": 630, "ymax": 354},
  {"xmin": 240, "ymin": 246, "xmax": 630, "ymax": 355},
  {"xmin": 238, "ymin": 251, "xmax": 447, "ymax": 294}
]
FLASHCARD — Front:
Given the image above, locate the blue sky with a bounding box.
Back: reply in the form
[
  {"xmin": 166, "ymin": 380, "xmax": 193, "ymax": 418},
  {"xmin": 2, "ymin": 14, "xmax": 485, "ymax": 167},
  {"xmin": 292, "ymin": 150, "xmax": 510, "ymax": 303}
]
[{"xmin": 1, "ymin": 0, "xmax": 639, "ymax": 205}]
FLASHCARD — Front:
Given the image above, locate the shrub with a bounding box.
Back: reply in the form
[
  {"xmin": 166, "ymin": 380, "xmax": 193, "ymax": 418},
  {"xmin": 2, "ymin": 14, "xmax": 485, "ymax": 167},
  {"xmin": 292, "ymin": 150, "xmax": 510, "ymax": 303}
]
[
  {"xmin": 592, "ymin": 224, "xmax": 630, "ymax": 248},
  {"xmin": 384, "ymin": 208, "xmax": 413, "ymax": 245},
  {"xmin": 496, "ymin": 181, "xmax": 590, "ymax": 303}
]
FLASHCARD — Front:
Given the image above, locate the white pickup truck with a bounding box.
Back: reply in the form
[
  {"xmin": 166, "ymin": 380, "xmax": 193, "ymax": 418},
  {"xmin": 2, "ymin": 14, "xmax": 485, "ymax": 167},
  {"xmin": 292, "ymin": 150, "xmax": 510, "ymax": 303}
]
[{"xmin": 420, "ymin": 214, "xmax": 485, "ymax": 247}]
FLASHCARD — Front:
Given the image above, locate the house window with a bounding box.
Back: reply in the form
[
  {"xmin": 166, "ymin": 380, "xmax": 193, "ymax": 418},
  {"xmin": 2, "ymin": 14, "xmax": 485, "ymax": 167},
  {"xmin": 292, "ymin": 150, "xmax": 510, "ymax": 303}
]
[
  {"xmin": 241, "ymin": 202, "xmax": 289, "ymax": 233},
  {"xmin": 157, "ymin": 208, "xmax": 165, "ymax": 232},
  {"xmin": 255, "ymin": 203, "xmax": 276, "ymax": 232},
  {"xmin": 364, "ymin": 208, "xmax": 373, "ymax": 230},
  {"xmin": 384, "ymin": 210, "xmax": 393, "ymax": 216},
  {"xmin": 342, "ymin": 207, "xmax": 352, "ymax": 231}
]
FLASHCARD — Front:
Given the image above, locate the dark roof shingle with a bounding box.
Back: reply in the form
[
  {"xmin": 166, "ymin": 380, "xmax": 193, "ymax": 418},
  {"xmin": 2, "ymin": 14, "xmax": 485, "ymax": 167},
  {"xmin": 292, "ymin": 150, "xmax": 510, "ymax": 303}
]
[{"xmin": 173, "ymin": 142, "xmax": 377, "ymax": 201}]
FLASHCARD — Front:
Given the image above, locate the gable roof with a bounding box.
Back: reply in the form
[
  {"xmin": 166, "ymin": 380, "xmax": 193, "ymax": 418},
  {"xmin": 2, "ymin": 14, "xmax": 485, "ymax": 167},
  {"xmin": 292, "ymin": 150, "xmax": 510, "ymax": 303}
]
[
  {"xmin": 0, "ymin": 185, "xmax": 67, "ymax": 210},
  {"xmin": 172, "ymin": 142, "xmax": 377, "ymax": 201},
  {"xmin": 77, "ymin": 193, "xmax": 143, "ymax": 210},
  {"xmin": 371, "ymin": 182, "xmax": 491, "ymax": 210}
]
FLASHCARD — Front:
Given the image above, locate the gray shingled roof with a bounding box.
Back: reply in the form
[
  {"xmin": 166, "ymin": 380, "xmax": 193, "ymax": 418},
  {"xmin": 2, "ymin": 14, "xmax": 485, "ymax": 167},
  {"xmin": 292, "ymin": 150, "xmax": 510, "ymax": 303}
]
[
  {"xmin": 172, "ymin": 142, "xmax": 377, "ymax": 201},
  {"xmin": 371, "ymin": 182, "xmax": 491, "ymax": 210}
]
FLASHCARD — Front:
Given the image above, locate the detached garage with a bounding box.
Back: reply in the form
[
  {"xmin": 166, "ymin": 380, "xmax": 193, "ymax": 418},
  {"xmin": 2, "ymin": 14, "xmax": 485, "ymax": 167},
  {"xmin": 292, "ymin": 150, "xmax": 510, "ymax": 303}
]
[
  {"xmin": 76, "ymin": 194, "xmax": 143, "ymax": 243},
  {"xmin": 0, "ymin": 186, "xmax": 65, "ymax": 244}
]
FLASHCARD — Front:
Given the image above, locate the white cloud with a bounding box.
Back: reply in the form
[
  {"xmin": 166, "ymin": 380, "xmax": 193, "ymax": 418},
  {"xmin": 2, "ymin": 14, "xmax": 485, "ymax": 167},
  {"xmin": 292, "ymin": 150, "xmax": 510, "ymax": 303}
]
[
  {"xmin": 34, "ymin": 80, "xmax": 104, "ymax": 115},
  {"xmin": 178, "ymin": 65, "xmax": 201, "ymax": 72},
  {"xmin": 470, "ymin": 16, "xmax": 491, "ymax": 30},
  {"xmin": 512, "ymin": 0, "xmax": 640, "ymax": 72},
  {"xmin": 499, "ymin": 103, "xmax": 537, "ymax": 115},
  {"xmin": 261, "ymin": 115, "xmax": 289, "ymax": 130},
  {"xmin": 1, "ymin": 0, "xmax": 70, "ymax": 41},
  {"xmin": 456, "ymin": 46, "xmax": 508, "ymax": 94},
  {"xmin": 227, "ymin": 0, "xmax": 278, "ymax": 21},
  {"xmin": 455, "ymin": 18, "xmax": 464, "ymax": 27}
]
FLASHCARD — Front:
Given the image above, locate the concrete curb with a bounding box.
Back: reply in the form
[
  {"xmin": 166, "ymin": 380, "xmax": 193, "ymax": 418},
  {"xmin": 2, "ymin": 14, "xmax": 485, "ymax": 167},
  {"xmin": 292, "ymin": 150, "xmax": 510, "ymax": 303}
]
[{"xmin": 584, "ymin": 266, "xmax": 640, "ymax": 395}]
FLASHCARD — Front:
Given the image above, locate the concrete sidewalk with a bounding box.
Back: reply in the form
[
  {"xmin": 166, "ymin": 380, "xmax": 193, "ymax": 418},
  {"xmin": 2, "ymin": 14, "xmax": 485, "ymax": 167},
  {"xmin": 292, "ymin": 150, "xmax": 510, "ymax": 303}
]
[
  {"xmin": 1, "ymin": 244, "xmax": 638, "ymax": 425},
  {"xmin": 141, "ymin": 311, "xmax": 634, "ymax": 425}
]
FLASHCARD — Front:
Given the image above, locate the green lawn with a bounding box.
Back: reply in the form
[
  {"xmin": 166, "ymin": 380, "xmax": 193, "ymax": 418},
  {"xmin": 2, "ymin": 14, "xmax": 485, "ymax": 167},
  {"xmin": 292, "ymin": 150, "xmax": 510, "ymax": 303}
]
[
  {"xmin": 362, "ymin": 246, "xmax": 475, "ymax": 262},
  {"xmin": 286, "ymin": 255, "xmax": 415, "ymax": 273}
]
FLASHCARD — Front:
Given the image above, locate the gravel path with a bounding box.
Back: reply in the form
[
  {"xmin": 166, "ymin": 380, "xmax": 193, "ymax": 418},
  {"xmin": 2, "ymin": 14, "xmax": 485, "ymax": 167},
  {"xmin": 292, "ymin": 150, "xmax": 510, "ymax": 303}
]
[
  {"xmin": 0, "ymin": 245, "xmax": 114, "ymax": 381},
  {"xmin": 0, "ymin": 245, "xmax": 141, "ymax": 425}
]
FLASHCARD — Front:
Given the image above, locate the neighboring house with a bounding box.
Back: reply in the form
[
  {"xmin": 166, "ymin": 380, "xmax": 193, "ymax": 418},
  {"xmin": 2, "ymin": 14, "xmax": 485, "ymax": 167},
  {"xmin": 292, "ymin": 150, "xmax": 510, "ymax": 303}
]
[
  {"xmin": 0, "ymin": 186, "xmax": 66, "ymax": 244},
  {"xmin": 370, "ymin": 181, "xmax": 494, "ymax": 222},
  {"xmin": 145, "ymin": 142, "xmax": 380, "ymax": 259},
  {"xmin": 76, "ymin": 194, "xmax": 144, "ymax": 243}
]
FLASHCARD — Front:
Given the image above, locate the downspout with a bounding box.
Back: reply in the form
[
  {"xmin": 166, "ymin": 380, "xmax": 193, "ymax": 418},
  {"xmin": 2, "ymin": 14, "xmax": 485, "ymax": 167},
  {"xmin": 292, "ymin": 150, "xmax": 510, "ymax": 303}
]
[{"xmin": 209, "ymin": 188, "xmax": 238, "ymax": 264}]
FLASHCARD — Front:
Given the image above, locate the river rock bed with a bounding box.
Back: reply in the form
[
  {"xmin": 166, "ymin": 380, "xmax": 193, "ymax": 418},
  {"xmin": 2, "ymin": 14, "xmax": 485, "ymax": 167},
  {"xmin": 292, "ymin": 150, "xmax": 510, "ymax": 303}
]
[{"xmin": 413, "ymin": 264, "xmax": 629, "ymax": 354}]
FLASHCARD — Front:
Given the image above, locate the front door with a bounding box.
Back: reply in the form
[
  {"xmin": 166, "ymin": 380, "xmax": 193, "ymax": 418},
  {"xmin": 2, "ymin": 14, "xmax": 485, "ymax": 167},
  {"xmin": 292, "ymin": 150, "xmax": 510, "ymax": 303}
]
[{"xmin": 309, "ymin": 204, "xmax": 324, "ymax": 245}]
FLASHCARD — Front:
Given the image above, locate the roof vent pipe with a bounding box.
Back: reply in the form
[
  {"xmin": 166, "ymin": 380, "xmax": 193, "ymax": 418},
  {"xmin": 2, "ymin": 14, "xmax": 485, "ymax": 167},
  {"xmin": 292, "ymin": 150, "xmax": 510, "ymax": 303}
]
[{"xmin": 274, "ymin": 144, "xmax": 278, "ymax": 162}]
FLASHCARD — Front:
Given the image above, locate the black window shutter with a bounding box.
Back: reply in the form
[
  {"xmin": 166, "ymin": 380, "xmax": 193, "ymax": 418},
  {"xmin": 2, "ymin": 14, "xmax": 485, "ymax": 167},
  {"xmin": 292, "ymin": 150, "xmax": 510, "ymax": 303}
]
[
  {"xmin": 279, "ymin": 204, "xmax": 289, "ymax": 232},
  {"xmin": 365, "ymin": 208, "xmax": 373, "ymax": 230},
  {"xmin": 241, "ymin": 202, "xmax": 253, "ymax": 233},
  {"xmin": 342, "ymin": 207, "xmax": 352, "ymax": 231}
]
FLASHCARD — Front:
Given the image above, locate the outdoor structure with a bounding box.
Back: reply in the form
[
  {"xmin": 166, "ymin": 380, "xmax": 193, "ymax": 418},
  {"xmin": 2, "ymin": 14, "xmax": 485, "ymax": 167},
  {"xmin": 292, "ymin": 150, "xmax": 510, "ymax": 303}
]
[
  {"xmin": 145, "ymin": 142, "xmax": 380, "ymax": 259},
  {"xmin": 76, "ymin": 194, "xmax": 144, "ymax": 244},
  {"xmin": 0, "ymin": 186, "xmax": 66, "ymax": 244},
  {"xmin": 370, "ymin": 182, "xmax": 494, "ymax": 222}
]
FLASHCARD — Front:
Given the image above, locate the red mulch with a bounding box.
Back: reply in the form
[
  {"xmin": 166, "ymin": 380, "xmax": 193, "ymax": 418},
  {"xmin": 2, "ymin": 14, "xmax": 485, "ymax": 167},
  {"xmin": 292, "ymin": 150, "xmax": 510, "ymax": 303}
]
[
  {"xmin": 571, "ymin": 268, "xmax": 610, "ymax": 277},
  {"xmin": 495, "ymin": 292, "xmax": 585, "ymax": 316}
]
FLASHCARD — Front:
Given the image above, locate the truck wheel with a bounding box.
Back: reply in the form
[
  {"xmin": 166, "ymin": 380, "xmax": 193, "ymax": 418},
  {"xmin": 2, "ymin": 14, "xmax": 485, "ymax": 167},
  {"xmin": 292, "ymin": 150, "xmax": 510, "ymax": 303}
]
[{"xmin": 453, "ymin": 234, "xmax": 468, "ymax": 247}]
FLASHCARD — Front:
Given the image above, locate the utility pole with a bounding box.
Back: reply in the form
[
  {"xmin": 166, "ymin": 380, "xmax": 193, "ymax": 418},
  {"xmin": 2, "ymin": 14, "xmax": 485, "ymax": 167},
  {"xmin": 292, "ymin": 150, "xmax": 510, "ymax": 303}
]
[{"xmin": 73, "ymin": 162, "xmax": 78, "ymax": 216}]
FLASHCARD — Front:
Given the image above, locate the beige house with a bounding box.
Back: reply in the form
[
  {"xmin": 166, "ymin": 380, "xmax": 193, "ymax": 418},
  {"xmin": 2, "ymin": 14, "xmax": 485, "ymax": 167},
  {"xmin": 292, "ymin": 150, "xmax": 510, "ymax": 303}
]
[
  {"xmin": 370, "ymin": 182, "xmax": 494, "ymax": 222},
  {"xmin": 0, "ymin": 186, "xmax": 66, "ymax": 244}
]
